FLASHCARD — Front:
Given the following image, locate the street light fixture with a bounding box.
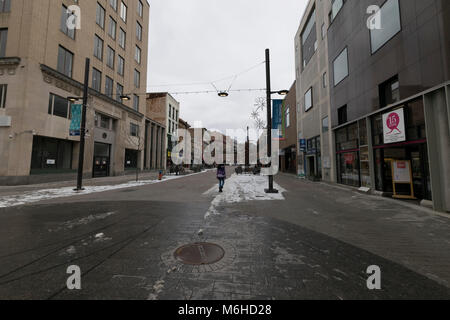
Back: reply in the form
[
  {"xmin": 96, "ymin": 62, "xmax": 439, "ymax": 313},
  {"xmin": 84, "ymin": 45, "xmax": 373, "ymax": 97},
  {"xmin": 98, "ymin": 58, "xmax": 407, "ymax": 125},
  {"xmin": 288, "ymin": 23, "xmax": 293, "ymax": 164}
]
[
  {"xmin": 120, "ymin": 95, "xmax": 131, "ymax": 101},
  {"xmin": 68, "ymin": 96, "xmax": 82, "ymax": 102},
  {"xmin": 218, "ymin": 92, "xmax": 229, "ymax": 97}
]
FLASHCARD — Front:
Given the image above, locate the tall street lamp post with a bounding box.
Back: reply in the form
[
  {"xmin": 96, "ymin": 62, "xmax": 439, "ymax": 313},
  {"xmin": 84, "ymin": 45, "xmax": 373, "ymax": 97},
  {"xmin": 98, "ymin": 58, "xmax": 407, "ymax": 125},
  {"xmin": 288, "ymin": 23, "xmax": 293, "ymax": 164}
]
[
  {"xmin": 76, "ymin": 58, "xmax": 90, "ymax": 191},
  {"xmin": 265, "ymin": 48, "xmax": 288, "ymax": 194}
]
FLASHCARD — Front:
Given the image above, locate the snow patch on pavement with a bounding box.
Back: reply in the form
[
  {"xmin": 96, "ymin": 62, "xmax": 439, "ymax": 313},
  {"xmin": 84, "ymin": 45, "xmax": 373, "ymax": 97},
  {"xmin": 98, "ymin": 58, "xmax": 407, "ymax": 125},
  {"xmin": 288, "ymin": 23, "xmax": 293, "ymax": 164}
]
[
  {"xmin": 0, "ymin": 171, "xmax": 208, "ymax": 209},
  {"xmin": 205, "ymin": 174, "xmax": 285, "ymax": 219}
]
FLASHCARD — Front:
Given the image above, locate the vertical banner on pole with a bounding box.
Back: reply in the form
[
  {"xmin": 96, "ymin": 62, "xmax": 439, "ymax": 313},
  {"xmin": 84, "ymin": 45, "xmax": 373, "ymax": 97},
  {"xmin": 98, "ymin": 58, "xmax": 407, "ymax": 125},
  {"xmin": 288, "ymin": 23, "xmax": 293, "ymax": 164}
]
[
  {"xmin": 69, "ymin": 104, "xmax": 82, "ymax": 136},
  {"xmin": 272, "ymin": 99, "xmax": 284, "ymax": 140}
]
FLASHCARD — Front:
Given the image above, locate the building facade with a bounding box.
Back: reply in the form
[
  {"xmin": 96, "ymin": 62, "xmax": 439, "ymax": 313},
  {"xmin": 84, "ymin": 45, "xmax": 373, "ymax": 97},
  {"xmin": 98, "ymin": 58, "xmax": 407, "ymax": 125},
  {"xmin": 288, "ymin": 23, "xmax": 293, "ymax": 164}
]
[
  {"xmin": 279, "ymin": 82, "xmax": 298, "ymax": 174},
  {"xmin": 0, "ymin": 0, "xmax": 151, "ymax": 185},
  {"xmin": 326, "ymin": 0, "xmax": 450, "ymax": 211},
  {"xmin": 146, "ymin": 92, "xmax": 180, "ymax": 169},
  {"xmin": 295, "ymin": 0, "xmax": 335, "ymax": 182}
]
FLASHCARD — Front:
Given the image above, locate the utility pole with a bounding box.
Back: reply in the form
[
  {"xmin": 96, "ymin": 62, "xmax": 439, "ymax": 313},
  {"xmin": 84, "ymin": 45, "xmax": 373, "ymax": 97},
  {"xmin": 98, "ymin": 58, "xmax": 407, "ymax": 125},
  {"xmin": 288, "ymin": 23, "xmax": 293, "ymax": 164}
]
[
  {"xmin": 76, "ymin": 58, "xmax": 90, "ymax": 191},
  {"xmin": 265, "ymin": 49, "xmax": 278, "ymax": 194}
]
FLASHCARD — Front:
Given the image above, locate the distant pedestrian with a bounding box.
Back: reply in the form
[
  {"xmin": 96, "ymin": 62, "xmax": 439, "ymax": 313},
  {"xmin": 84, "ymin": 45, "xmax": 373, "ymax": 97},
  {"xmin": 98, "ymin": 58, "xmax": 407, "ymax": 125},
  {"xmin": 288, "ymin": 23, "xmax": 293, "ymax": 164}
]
[{"xmin": 217, "ymin": 164, "xmax": 226, "ymax": 193}]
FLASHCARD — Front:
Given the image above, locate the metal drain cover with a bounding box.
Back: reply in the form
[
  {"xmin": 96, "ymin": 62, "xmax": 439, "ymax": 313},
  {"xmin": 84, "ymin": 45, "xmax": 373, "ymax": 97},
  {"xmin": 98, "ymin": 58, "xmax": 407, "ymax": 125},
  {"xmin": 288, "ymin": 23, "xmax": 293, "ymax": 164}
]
[{"xmin": 174, "ymin": 243, "xmax": 225, "ymax": 265}]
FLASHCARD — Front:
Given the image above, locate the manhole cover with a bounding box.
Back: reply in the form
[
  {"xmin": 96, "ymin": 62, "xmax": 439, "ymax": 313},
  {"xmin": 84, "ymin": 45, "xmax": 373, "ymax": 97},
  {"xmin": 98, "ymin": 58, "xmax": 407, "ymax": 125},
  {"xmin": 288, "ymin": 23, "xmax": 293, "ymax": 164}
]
[{"xmin": 174, "ymin": 243, "xmax": 225, "ymax": 265}]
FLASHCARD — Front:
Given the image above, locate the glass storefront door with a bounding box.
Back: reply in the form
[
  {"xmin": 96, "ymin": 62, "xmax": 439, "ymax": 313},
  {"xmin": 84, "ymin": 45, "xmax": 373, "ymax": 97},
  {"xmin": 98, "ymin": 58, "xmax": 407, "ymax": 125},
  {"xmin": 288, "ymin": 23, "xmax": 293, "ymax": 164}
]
[{"xmin": 93, "ymin": 143, "xmax": 111, "ymax": 178}]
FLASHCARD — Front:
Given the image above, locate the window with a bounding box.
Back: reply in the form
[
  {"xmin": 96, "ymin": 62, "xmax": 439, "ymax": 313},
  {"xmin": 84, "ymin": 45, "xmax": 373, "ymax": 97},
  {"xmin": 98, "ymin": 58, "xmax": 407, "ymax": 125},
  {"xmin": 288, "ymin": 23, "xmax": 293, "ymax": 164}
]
[
  {"xmin": 60, "ymin": 5, "xmax": 75, "ymax": 39},
  {"xmin": 105, "ymin": 76, "xmax": 113, "ymax": 98},
  {"xmin": 135, "ymin": 45, "xmax": 141, "ymax": 64},
  {"xmin": 116, "ymin": 83, "xmax": 124, "ymax": 101},
  {"xmin": 0, "ymin": 84, "xmax": 7, "ymax": 108},
  {"xmin": 370, "ymin": 0, "xmax": 401, "ymax": 54},
  {"xmin": 57, "ymin": 46, "xmax": 73, "ymax": 77},
  {"xmin": 110, "ymin": 0, "xmax": 118, "ymax": 11},
  {"xmin": 138, "ymin": 0, "xmax": 143, "ymax": 17},
  {"xmin": 108, "ymin": 16, "xmax": 117, "ymax": 40},
  {"xmin": 107, "ymin": 46, "xmax": 115, "ymax": 69},
  {"xmin": 119, "ymin": 28, "xmax": 126, "ymax": 49},
  {"xmin": 321, "ymin": 23, "xmax": 326, "ymax": 40},
  {"xmin": 176, "ymin": 110, "xmax": 179, "ymax": 121},
  {"xmin": 136, "ymin": 22, "xmax": 143, "ymax": 41},
  {"xmin": 330, "ymin": 0, "xmax": 344, "ymax": 22},
  {"xmin": 285, "ymin": 106, "xmax": 290, "ymax": 128},
  {"xmin": 323, "ymin": 72, "xmax": 327, "ymax": 88},
  {"xmin": 338, "ymin": 105, "xmax": 347, "ymax": 125},
  {"xmin": 118, "ymin": 55, "xmax": 125, "ymax": 76},
  {"xmin": 304, "ymin": 87, "xmax": 313, "ymax": 112},
  {"xmin": 0, "ymin": 28, "xmax": 8, "ymax": 57},
  {"xmin": 48, "ymin": 94, "xmax": 69, "ymax": 119},
  {"xmin": 94, "ymin": 35, "xmax": 104, "ymax": 60},
  {"xmin": 322, "ymin": 117, "xmax": 329, "ymax": 133},
  {"xmin": 120, "ymin": 1, "xmax": 127, "ymax": 23},
  {"xmin": 169, "ymin": 105, "xmax": 172, "ymax": 118},
  {"xmin": 100, "ymin": 114, "xmax": 111, "ymax": 129},
  {"xmin": 133, "ymin": 94, "xmax": 139, "ymax": 111},
  {"xmin": 301, "ymin": 7, "xmax": 316, "ymax": 68},
  {"xmin": 0, "ymin": 0, "xmax": 11, "ymax": 13},
  {"xmin": 92, "ymin": 68, "xmax": 102, "ymax": 92},
  {"xmin": 379, "ymin": 75, "xmax": 400, "ymax": 108},
  {"xmin": 333, "ymin": 47, "xmax": 348, "ymax": 86},
  {"xmin": 130, "ymin": 123, "xmax": 139, "ymax": 137},
  {"xmin": 134, "ymin": 69, "xmax": 140, "ymax": 88},
  {"xmin": 96, "ymin": 3, "xmax": 105, "ymax": 29}
]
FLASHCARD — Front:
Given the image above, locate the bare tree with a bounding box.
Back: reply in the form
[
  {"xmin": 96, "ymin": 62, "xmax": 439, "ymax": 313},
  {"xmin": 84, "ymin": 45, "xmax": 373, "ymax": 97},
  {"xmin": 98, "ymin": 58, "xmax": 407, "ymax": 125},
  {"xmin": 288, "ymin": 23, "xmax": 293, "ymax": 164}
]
[{"xmin": 251, "ymin": 97, "xmax": 267, "ymax": 130}]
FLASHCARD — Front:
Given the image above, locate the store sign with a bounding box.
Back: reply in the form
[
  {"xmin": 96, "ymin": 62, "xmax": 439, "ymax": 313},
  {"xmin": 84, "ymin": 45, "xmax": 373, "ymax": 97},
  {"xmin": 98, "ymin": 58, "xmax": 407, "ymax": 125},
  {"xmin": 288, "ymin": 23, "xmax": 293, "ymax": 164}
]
[
  {"xmin": 69, "ymin": 104, "xmax": 82, "ymax": 136},
  {"xmin": 383, "ymin": 108, "xmax": 406, "ymax": 144},
  {"xmin": 46, "ymin": 159, "xmax": 56, "ymax": 165},
  {"xmin": 393, "ymin": 160, "xmax": 411, "ymax": 183},
  {"xmin": 299, "ymin": 139, "xmax": 306, "ymax": 152}
]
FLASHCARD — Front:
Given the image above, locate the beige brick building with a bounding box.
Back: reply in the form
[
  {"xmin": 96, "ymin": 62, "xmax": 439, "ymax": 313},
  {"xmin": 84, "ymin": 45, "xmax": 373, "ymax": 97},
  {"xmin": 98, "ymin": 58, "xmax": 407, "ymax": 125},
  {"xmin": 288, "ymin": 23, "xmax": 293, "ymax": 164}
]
[
  {"xmin": 0, "ymin": 0, "xmax": 158, "ymax": 185},
  {"xmin": 146, "ymin": 92, "xmax": 180, "ymax": 168}
]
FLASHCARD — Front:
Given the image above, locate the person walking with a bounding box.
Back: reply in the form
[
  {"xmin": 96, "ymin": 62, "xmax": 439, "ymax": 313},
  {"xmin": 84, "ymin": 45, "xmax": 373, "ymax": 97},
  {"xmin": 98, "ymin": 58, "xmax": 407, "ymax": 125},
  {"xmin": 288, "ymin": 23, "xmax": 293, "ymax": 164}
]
[{"xmin": 217, "ymin": 164, "xmax": 226, "ymax": 193}]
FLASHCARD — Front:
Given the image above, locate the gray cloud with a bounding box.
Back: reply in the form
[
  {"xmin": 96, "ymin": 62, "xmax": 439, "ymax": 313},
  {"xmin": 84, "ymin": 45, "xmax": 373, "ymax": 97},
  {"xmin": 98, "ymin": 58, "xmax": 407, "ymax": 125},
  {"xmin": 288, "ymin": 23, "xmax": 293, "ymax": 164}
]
[{"xmin": 147, "ymin": 0, "xmax": 308, "ymax": 132}]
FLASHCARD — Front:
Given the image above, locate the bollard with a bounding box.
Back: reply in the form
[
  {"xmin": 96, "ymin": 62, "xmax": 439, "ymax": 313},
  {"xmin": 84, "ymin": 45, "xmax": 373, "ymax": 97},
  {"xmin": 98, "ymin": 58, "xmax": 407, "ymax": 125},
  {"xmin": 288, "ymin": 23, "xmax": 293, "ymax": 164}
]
[{"xmin": 158, "ymin": 170, "xmax": 163, "ymax": 181}]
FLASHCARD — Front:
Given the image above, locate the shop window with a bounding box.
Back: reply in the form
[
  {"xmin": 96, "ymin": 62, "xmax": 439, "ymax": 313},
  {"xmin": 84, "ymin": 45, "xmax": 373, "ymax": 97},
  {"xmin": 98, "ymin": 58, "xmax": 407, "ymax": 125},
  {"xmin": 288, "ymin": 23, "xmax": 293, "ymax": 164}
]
[
  {"xmin": 338, "ymin": 105, "xmax": 347, "ymax": 125},
  {"xmin": 379, "ymin": 75, "xmax": 400, "ymax": 108},
  {"xmin": 359, "ymin": 119, "xmax": 368, "ymax": 146},
  {"xmin": 405, "ymin": 98, "xmax": 426, "ymax": 141},
  {"xmin": 31, "ymin": 136, "xmax": 73, "ymax": 173},
  {"xmin": 125, "ymin": 149, "xmax": 138, "ymax": 169}
]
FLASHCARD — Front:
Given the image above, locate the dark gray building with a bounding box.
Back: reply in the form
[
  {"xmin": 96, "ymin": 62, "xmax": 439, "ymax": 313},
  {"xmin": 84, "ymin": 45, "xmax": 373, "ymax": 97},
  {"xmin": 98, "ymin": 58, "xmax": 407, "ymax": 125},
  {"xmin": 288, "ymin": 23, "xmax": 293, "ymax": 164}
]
[{"xmin": 327, "ymin": 0, "xmax": 450, "ymax": 212}]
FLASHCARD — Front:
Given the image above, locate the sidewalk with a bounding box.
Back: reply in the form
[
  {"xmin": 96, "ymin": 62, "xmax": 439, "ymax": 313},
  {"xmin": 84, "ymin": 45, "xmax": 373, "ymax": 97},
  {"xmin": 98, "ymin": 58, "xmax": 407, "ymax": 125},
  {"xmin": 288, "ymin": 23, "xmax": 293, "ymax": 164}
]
[{"xmin": 0, "ymin": 171, "xmax": 163, "ymax": 196}]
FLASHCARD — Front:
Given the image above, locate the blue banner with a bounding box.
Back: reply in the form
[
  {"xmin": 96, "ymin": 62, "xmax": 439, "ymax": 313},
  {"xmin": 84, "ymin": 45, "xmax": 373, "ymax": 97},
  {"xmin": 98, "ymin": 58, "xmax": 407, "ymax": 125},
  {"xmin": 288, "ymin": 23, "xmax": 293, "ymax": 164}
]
[
  {"xmin": 272, "ymin": 99, "xmax": 284, "ymax": 139},
  {"xmin": 69, "ymin": 104, "xmax": 82, "ymax": 136}
]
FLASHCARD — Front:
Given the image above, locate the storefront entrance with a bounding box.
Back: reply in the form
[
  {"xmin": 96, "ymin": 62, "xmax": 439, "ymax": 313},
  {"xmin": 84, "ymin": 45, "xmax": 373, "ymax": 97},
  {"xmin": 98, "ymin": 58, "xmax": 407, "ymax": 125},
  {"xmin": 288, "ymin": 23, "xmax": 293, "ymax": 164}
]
[
  {"xmin": 93, "ymin": 143, "xmax": 111, "ymax": 178},
  {"xmin": 374, "ymin": 143, "xmax": 431, "ymax": 200}
]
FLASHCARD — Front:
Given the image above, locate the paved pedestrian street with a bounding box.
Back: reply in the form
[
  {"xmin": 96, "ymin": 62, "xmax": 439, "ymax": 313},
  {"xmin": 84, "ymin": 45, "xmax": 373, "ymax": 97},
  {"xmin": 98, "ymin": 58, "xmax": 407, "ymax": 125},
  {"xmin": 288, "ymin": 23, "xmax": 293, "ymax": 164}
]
[{"xmin": 0, "ymin": 170, "xmax": 449, "ymax": 300}]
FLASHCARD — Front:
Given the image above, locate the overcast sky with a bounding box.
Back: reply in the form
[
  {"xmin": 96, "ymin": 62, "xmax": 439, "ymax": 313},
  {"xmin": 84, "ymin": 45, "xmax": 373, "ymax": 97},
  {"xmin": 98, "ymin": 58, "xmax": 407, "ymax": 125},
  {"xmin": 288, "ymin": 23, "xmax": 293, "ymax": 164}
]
[{"xmin": 147, "ymin": 0, "xmax": 308, "ymax": 133}]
